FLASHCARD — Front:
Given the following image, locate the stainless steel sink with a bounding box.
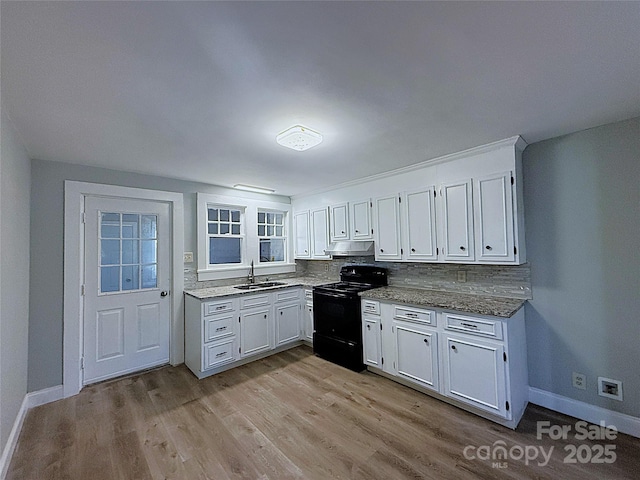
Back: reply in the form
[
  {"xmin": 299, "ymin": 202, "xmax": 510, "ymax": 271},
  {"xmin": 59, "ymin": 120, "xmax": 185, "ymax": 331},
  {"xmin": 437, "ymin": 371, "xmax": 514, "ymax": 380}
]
[{"xmin": 234, "ymin": 281, "xmax": 286, "ymax": 290}]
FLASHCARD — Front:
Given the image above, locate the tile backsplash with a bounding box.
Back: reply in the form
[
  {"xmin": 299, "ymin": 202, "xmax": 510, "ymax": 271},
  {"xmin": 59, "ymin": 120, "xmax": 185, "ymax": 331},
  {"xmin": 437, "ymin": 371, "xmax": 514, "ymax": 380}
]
[
  {"xmin": 298, "ymin": 257, "xmax": 532, "ymax": 299},
  {"xmin": 185, "ymin": 258, "xmax": 531, "ymax": 299}
]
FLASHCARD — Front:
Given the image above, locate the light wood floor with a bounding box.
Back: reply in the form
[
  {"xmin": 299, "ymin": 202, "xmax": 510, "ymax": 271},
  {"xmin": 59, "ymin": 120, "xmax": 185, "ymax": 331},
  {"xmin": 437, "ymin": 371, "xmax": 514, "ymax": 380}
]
[{"xmin": 8, "ymin": 346, "xmax": 639, "ymax": 479}]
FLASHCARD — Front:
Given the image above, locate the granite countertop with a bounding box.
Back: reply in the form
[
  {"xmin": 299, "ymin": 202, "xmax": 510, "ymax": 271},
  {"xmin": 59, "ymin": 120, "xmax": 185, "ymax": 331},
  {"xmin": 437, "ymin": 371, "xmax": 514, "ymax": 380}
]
[
  {"xmin": 360, "ymin": 286, "xmax": 526, "ymax": 318},
  {"xmin": 184, "ymin": 276, "xmax": 332, "ymax": 300}
]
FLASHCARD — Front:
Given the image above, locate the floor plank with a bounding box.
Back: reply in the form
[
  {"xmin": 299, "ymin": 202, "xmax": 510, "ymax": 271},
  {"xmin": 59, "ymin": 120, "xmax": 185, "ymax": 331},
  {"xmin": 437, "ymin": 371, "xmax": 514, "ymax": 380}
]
[{"xmin": 7, "ymin": 345, "xmax": 639, "ymax": 479}]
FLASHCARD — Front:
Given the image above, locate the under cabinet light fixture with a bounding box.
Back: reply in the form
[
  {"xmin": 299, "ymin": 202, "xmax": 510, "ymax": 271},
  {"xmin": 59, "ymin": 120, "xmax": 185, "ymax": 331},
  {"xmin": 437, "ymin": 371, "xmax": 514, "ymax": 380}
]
[
  {"xmin": 233, "ymin": 184, "xmax": 276, "ymax": 194},
  {"xmin": 276, "ymin": 125, "xmax": 323, "ymax": 151}
]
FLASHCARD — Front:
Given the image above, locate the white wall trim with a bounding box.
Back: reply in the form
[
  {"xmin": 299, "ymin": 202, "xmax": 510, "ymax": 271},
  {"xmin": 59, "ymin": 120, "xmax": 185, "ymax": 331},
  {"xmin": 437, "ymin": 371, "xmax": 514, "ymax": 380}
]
[
  {"xmin": 63, "ymin": 181, "xmax": 184, "ymax": 398},
  {"xmin": 291, "ymin": 135, "xmax": 527, "ymax": 200},
  {"xmin": 0, "ymin": 395, "xmax": 28, "ymax": 480},
  {"xmin": 0, "ymin": 385, "xmax": 65, "ymax": 478},
  {"xmin": 529, "ymin": 387, "xmax": 640, "ymax": 438},
  {"xmin": 26, "ymin": 385, "xmax": 64, "ymax": 409}
]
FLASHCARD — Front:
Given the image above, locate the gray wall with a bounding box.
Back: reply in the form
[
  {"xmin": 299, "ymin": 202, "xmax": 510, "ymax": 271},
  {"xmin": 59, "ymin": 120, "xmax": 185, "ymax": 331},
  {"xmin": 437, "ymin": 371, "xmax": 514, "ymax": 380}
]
[
  {"xmin": 28, "ymin": 159, "xmax": 289, "ymax": 392},
  {"xmin": 1, "ymin": 108, "xmax": 31, "ymax": 450},
  {"xmin": 523, "ymin": 117, "xmax": 640, "ymax": 417}
]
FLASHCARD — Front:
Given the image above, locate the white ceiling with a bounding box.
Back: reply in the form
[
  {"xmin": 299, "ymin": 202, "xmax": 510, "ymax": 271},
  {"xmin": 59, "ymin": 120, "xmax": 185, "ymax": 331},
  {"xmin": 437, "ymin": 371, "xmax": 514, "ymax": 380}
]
[{"xmin": 2, "ymin": 1, "xmax": 639, "ymax": 197}]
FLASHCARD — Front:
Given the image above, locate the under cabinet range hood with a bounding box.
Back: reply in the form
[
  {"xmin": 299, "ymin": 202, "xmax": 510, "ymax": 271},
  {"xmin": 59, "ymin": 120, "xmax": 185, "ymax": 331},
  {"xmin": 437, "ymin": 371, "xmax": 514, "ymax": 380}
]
[{"xmin": 324, "ymin": 241, "xmax": 375, "ymax": 257}]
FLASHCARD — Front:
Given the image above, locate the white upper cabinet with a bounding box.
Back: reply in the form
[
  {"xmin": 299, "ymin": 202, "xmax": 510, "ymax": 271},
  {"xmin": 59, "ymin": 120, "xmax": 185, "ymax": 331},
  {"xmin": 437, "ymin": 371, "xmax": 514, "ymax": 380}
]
[
  {"xmin": 295, "ymin": 208, "xmax": 331, "ymax": 260},
  {"xmin": 293, "ymin": 211, "xmax": 311, "ymax": 259},
  {"xmin": 350, "ymin": 199, "xmax": 373, "ymax": 240},
  {"xmin": 474, "ymin": 172, "xmax": 515, "ymax": 263},
  {"xmin": 403, "ymin": 187, "xmax": 438, "ymax": 261},
  {"xmin": 292, "ymin": 136, "xmax": 527, "ymax": 265},
  {"xmin": 329, "ymin": 203, "xmax": 349, "ymax": 241},
  {"xmin": 373, "ymin": 195, "xmax": 403, "ymax": 261},
  {"xmin": 440, "ymin": 179, "xmax": 475, "ymax": 262},
  {"xmin": 310, "ymin": 208, "xmax": 331, "ymax": 259}
]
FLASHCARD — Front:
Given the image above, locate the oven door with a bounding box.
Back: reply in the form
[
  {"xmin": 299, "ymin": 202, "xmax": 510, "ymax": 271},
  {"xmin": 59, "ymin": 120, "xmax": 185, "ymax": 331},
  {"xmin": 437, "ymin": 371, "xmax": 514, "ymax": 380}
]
[{"xmin": 312, "ymin": 290, "xmax": 362, "ymax": 343}]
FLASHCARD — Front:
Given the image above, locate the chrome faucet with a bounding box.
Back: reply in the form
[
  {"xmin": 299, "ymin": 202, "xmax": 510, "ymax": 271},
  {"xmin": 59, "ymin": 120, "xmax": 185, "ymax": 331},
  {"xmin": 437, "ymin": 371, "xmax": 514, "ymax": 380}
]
[{"xmin": 248, "ymin": 260, "xmax": 255, "ymax": 284}]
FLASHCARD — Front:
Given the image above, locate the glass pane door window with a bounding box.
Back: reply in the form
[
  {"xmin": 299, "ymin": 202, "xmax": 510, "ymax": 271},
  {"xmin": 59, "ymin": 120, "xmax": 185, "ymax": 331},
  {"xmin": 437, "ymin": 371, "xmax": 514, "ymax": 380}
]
[
  {"xmin": 258, "ymin": 211, "xmax": 285, "ymax": 262},
  {"xmin": 99, "ymin": 212, "xmax": 158, "ymax": 293}
]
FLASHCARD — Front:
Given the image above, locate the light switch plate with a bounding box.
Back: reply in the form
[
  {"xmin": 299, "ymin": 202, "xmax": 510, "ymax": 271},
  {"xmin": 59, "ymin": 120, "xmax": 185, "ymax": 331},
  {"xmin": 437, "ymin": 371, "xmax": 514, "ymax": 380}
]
[{"xmin": 183, "ymin": 252, "xmax": 194, "ymax": 263}]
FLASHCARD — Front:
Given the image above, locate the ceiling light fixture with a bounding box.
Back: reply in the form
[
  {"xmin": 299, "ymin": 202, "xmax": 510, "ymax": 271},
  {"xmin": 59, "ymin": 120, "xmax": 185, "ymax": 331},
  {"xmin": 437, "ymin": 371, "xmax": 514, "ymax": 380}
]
[
  {"xmin": 276, "ymin": 125, "xmax": 323, "ymax": 151},
  {"xmin": 233, "ymin": 184, "xmax": 276, "ymax": 194}
]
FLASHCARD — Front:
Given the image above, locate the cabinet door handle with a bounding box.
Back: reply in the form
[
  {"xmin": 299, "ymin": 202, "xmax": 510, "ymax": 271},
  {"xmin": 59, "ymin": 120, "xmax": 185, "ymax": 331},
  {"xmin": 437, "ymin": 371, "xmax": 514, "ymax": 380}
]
[
  {"xmin": 215, "ymin": 326, "xmax": 227, "ymax": 332},
  {"xmin": 355, "ymin": 229, "xmax": 360, "ymax": 233},
  {"xmin": 341, "ymin": 230, "xmax": 345, "ymax": 234},
  {"xmin": 485, "ymin": 245, "xmax": 492, "ymax": 251},
  {"xmin": 423, "ymin": 338, "xmax": 429, "ymax": 345},
  {"xmin": 459, "ymin": 246, "xmax": 466, "ymax": 251},
  {"xmin": 380, "ymin": 248, "xmax": 384, "ymax": 253},
  {"xmin": 405, "ymin": 312, "xmax": 418, "ymax": 318},
  {"xmin": 451, "ymin": 345, "xmax": 457, "ymax": 351},
  {"xmin": 280, "ymin": 311, "xmax": 283, "ymax": 315},
  {"xmin": 411, "ymin": 248, "xmax": 416, "ymax": 252},
  {"xmin": 215, "ymin": 351, "xmax": 227, "ymax": 358},
  {"xmin": 367, "ymin": 324, "xmax": 371, "ymax": 330},
  {"xmin": 264, "ymin": 314, "xmax": 267, "ymax": 319},
  {"xmin": 461, "ymin": 322, "xmax": 478, "ymax": 329}
]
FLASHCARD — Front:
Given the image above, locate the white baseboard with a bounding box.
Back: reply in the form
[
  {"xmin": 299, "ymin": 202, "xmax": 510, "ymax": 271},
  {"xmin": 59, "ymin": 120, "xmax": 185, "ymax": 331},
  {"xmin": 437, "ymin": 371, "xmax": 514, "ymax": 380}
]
[
  {"xmin": 0, "ymin": 385, "xmax": 64, "ymax": 480},
  {"xmin": 0, "ymin": 395, "xmax": 28, "ymax": 480},
  {"xmin": 529, "ymin": 387, "xmax": 640, "ymax": 438},
  {"xmin": 26, "ymin": 385, "xmax": 64, "ymax": 409}
]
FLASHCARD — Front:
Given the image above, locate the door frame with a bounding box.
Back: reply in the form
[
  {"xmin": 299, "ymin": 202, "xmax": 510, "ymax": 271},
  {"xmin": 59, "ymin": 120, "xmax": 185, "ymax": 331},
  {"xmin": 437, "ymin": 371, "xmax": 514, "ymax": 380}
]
[{"xmin": 63, "ymin": 181, "xmax": 184, "ymax": 398}]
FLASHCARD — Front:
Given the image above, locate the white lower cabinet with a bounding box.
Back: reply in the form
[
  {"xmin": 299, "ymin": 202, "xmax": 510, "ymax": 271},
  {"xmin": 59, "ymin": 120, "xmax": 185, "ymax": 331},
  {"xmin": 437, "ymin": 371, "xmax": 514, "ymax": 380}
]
[
  {"xmin": 363, "ymin": 315, "xmax": 382, "ymax": 368},
  {"xmin": 443, "ymin": 335, "xmax": 507, "ymax": 417},
  {"xmin": 276, "ymin": 303, "xmax": 301, "ymax": 346},
  {"xmin": 393, "ymin": 321, "xmax": 438, "ymax": 392},
  {"xmin": 275, "ymin": 288, "xmax": 301, "ymax": 346},
  {"xmin": 363, "ymin": 298, "xmax": 527, "ymax": 428},
  {"xmin": 185, "ymin": 287, "xmax": 305, "ymax": 379},
  {"xmin": 185, "ymin": 297, "xmax": 239, "ymax": 375},
  {"xmin": 240, "ymin": 307, "xmax": 273, "ymax": 358}
]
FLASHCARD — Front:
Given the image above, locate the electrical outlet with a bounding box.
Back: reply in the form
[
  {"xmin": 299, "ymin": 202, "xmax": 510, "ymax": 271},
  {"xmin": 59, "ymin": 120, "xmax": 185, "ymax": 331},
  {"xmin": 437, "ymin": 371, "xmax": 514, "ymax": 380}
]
[
  {"xmin": 572, "ymin": 372, "xmax": 586, "ymax": 390},
  {"xmin": 598, "ymin": 377, "xmax": 623, "ymax": 401},
  {"xmin": 183, "ymin": 252, "xmax": 194, "ymax": 263},
  {"xmin": 324, "ymin": 263, "xmax": 329, "ymax": 272},
  {"xmin": 457, "ymin": 270, "xmax": 467, "ymax": 282}
]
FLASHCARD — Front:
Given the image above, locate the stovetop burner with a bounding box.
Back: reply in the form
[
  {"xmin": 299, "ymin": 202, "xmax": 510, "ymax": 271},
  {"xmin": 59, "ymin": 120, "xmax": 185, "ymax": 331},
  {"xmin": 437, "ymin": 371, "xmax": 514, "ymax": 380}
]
[{"xmin": 315, "ymin": 281, "xmax": 376, "ymax": 294}]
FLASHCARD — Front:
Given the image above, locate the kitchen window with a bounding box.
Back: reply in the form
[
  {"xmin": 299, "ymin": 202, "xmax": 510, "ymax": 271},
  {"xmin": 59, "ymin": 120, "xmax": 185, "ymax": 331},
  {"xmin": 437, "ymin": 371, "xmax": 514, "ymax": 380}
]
[
  {"xmin": 196, "ymin": 193, "xmax": 295, "ymax": 281},
  {"xmin": 258, "ymin": 210, "xmax": 286, "ymax": 263},
  {"xmin": 206, "ymin": 206, "xmax": 244, "ymax": 265}
]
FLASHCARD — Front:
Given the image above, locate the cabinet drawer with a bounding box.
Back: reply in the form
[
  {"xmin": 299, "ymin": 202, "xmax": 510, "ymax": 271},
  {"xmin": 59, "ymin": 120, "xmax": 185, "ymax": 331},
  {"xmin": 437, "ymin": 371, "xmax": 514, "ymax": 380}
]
[
  {"xmin": 203, "ymin": 313, "xmax": 235, "ymax": 343},
  {"xmin": 393, "ymin": 305, "xmax": 435, "ymax": 325},
  {"xmin": 203, "ymin": 339, "xmax": 236, "ymax": 369},
  {"xmin": 240, "ymin": 293, "xmax": 271, "ymax": 309},
  {"xmin": 275, "ymin": 288, "xmax": 300, "ymax": 303},
  {"xmin": 444, "ymin": 313, "xmax": 503, "ymax": 340},
  {"xmin": 203, "ymin": 299, "xmax": 235, "ymax": 316},
  {"xmin": 362, "ymin": 300, "xmax": 380, "ymax": 315}
]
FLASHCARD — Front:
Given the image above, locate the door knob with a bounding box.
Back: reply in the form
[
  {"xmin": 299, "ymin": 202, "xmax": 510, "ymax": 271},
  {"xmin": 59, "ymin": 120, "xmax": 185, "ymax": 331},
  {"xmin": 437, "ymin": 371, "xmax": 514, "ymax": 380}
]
[{"xmin": 160, "ymin": 291, "xmax": 169, "ymax": 297}]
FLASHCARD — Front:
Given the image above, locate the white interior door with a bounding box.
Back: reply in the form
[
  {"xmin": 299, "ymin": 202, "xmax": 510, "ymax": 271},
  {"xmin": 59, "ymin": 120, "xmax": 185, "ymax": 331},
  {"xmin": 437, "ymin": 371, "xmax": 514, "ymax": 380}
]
[{"xmin": 83, "ymin": 196, "xmax": 171, "ymax": 384}]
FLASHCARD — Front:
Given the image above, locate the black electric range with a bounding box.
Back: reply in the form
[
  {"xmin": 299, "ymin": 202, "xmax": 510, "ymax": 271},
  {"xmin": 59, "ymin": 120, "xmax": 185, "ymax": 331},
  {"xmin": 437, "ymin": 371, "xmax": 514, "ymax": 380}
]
[{"xmin": 313, "ymin": 265, "xmax": 388, "ymax": 371}]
